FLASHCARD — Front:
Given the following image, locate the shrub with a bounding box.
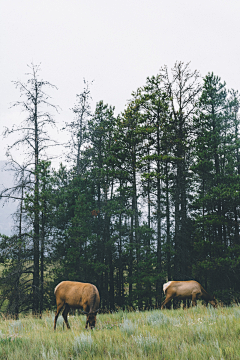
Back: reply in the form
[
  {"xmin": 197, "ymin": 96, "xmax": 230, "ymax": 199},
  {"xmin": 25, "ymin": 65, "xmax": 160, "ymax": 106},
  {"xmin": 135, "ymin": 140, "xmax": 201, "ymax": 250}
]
[
  {"xmin": 9, "ymin": 320, "xmax": 23, "ymax": 335},
  {"xmin": 73, "ymin": 332, "xmax": 93, "ymax": 354},
  {"xmin": 120, "ymin": 318, "xmax": 136, "ymax": 334},
  {"xmin": 146, "ymin": 311, "xmax": 169, "ymax": 327}
]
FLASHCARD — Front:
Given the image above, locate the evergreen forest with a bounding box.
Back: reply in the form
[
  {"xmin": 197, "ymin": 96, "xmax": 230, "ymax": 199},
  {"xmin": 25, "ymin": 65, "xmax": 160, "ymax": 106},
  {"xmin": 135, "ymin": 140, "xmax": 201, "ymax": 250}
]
[{"xmin": 1, "ymin": 61, "xmax": 240, "ymax": 317}]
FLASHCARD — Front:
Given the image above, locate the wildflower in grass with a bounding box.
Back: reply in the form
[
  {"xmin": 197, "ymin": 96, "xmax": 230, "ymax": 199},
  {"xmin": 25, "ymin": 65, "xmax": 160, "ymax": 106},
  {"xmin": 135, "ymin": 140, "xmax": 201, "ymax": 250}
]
[{"xmin": 73, "ymin": 332, "xmax": 93, "ymax": 354}]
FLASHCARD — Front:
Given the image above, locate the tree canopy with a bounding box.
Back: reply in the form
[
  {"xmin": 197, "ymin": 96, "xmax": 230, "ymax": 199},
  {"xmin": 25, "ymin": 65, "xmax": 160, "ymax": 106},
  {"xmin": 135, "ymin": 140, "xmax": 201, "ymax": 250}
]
[{"xmin": 1, "ymin": 62, "xmax": 240, "ymax": 316}]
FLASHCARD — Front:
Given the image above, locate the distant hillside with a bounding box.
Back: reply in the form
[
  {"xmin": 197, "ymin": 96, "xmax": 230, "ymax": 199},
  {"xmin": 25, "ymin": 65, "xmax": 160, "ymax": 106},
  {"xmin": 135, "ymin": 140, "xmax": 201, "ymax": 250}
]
[{"xmin": 0, "ymin": 161, "xmax": 17, "ymax": 236}]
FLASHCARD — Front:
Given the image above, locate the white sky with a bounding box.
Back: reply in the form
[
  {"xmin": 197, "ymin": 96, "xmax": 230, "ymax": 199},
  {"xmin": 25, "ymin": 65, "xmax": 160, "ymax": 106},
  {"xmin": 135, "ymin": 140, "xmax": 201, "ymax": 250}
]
[{"xmin": 1, "ymin": 0, "xmax": 240, "ymax": 165}]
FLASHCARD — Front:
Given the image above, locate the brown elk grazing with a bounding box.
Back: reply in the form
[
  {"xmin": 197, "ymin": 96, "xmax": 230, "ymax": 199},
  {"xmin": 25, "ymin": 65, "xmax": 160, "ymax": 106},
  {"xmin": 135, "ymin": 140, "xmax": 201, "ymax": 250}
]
[
  {"xmin": 54, "ymin": 281, "xmax": 100, "ymax": 330},
  {"xmin": 161, "ymin": 280, "xmax": 217, "ymax": 309}
]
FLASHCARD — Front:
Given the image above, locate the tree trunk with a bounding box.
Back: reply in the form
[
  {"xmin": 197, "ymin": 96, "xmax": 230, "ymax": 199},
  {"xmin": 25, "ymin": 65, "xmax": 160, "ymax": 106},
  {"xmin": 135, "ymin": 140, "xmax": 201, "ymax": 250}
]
[{"xmin": 33, "ymin": 100, "xmax": 40, "ymax": 315}]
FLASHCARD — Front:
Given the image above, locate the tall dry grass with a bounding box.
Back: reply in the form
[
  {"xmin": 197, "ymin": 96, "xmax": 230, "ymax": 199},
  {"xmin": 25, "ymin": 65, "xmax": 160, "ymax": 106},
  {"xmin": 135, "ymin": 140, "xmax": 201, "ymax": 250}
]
[{"xmin": 0, "ymin": 305, "xmax": 240, "ymax": 359}]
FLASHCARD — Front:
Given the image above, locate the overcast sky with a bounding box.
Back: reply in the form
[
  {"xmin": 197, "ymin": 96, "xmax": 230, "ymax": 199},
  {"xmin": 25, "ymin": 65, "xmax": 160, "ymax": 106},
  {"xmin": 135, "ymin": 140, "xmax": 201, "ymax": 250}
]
[{"xmin": 1, "ymin": 0, "xmax": 240, "ymax": 164}]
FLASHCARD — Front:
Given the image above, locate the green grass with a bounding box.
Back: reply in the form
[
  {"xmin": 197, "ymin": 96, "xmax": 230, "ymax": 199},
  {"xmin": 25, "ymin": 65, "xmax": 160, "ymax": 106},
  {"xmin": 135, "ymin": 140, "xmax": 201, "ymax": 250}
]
[{"xmin": 0, "ymin": 305, "xmax": 240, "ymax": 359}]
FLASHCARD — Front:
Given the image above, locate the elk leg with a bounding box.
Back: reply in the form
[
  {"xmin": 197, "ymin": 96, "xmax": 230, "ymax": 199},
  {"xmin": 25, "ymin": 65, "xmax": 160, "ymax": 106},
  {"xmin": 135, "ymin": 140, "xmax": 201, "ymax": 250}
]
[
  {"xmin": 54, "ymin": 301, "xmax": 64, "ymax": 330},
  {"xmin": 166, "ymin": 300, "xmax": 172, "ymax": 309},
  {"xmin": 62, "ymin": 304, "xmax": 71, "ymax": 329},
  {"xmin": 82, "ymin": 304, "xmax": 90, "ymax": 329},
  {"xmin": 161, "ymin": 294, "xmax": 174, "ymax": 309},
  {"xmin": 183, "ymin": 299, "xmax": 191, "ymax": 309},
  {"xmin": 192, "ymin": 293, "xmax": 197, "ymax": 307},
  {"xmin": 173, "ymin": 299, "xmax": 181, "ymax": 309}
]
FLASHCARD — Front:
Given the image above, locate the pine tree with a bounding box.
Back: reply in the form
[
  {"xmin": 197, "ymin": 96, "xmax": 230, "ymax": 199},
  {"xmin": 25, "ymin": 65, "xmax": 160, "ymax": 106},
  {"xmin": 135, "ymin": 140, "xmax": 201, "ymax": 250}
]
[
  {"xmin": 161, "ymin": 62, "xmax": 202, "ymax": 282},
  {"xmin": 192, "ymin": 73, "xmax": 240, "ymax": 302},
  {"xmin": 63, "ymin": 80, "xmax": 92, "ymax": 174},
  {"xmin": 131, "ymin": 74, "xmax": 171, "ymax": 306}
]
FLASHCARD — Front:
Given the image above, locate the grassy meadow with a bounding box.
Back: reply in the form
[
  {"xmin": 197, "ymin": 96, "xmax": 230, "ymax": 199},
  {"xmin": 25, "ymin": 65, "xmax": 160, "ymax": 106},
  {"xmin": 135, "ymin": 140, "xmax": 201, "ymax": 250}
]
[{"xmin": 0, "ymin": 305, "xmax": 240, "ymax": 359}]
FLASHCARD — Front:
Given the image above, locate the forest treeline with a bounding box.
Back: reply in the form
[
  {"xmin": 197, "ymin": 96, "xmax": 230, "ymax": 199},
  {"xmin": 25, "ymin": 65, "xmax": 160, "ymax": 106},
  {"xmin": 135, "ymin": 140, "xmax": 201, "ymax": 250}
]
[{"xmin": 0, "ymin": 61, "xmax": 240, "ymax": 317}]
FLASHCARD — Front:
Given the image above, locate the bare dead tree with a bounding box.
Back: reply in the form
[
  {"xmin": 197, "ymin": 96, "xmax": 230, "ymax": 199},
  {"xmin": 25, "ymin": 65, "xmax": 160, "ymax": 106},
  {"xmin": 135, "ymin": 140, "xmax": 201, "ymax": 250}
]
[
  {"xmin": 1, "ymin": 63, "xmax": 59, "ymax": 315},
  {"xmin": 63, "ymin": 79, "xmax": 93, "ymax": 175}
]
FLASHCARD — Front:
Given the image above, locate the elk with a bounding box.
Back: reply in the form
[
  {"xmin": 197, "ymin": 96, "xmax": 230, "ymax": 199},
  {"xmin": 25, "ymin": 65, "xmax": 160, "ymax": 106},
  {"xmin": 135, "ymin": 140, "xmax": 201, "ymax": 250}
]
[
  {"xmin": 54, "ymin": 281, "xmax": 100, "ymax": 330},
  {"xmin": 161, "ymin": 280, "xmax": 217, "ymax": 309}
]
